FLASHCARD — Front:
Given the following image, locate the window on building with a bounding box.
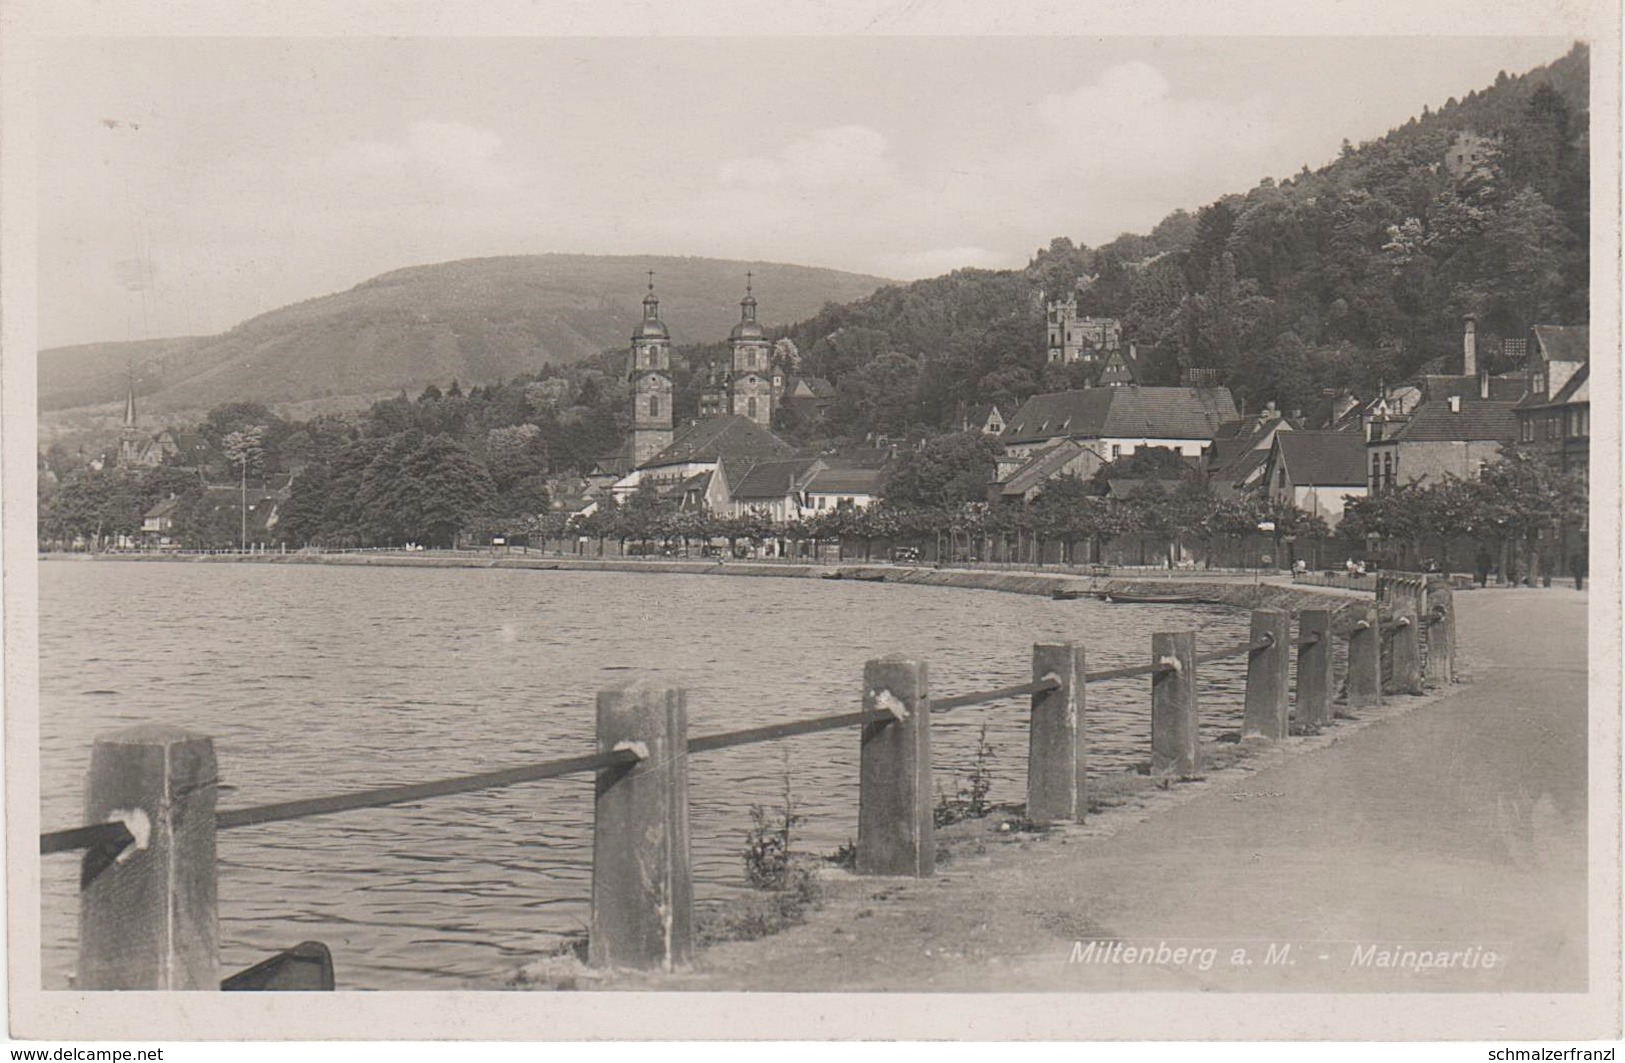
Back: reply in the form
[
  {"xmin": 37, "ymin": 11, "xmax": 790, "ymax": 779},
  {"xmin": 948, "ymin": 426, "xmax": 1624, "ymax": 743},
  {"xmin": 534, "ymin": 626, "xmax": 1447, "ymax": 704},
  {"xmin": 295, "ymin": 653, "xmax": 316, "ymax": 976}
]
[
  {"xmin": 1277, "ymin": 467, "xmax": 1287, "ymax": 488},
  {"xmin": 1547, "ymin": 417, "xmax": 1559, "ymax": 440},
  {"xmin": 649, "ymin": 395, "xmax": 660, "ymax": 418},
  {"xmin": 1521, "ymin": 418, "xmax": 1534, "ymax": 443},
  {"xmin": 1371, "ymin": 454, "xmax": 1381, "ymax": 490},
  {"xmin": 1111, "ymin": 444, "xmax": 1121, "ymax": 460},
  {"xmin": 1576, "ymin": 407, "xmax": 1589, "ymax": 437},
  {"xmin": 747, "ymin": 397, "xmax": 758, "ymax": 419},
  {"xmin": 1383, "ymin": 452, "xmax": 1394, "ymax": 488}
]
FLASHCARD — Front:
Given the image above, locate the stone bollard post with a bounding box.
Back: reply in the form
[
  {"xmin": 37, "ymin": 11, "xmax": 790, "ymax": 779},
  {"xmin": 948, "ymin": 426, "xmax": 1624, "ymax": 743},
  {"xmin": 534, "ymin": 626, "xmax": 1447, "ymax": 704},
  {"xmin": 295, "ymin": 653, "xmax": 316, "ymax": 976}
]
[
  {"xmin": 1150, "ymin": 632, "xmax": 1198, "ymax": 776},
  {"xmin": 1386, "ymin": 605, "xmax": 1423, "ymax": 695},
  {"xmin": 1296, "ymin": 608, "xmax": 1335, "ymax": 730},
  {"xmin": 1027, "ymin": 642, "xmax": 1087, "ymax": 823},
  {"xmin": 1345, "ymin": 604, "xmax": 1383, "ymax": 710},
  {"xmin": 1424, "ymin": 582, "xmax": 1456, "ymax": 685},
  {"xmin": 78, "ymin": 725, "xmax": 219, "ymax": 990},
  {"xmin": 589, "ymin": 682, "xmax": 692, "ymax": 970},
  {"xmin": 858, "ymin": 656, "xmax": 933, "ymax": 876},
  {"xmin": 1242, "ymin": 609, "xmax": 1290, "ymax": 740}
]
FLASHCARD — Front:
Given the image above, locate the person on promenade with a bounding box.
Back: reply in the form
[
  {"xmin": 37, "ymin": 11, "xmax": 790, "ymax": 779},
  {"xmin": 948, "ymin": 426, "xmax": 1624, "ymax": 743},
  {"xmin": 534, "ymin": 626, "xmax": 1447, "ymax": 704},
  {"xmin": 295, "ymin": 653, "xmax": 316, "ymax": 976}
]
[{"xmin": 1570, "ymin": 553, "xmax": 1585, "ymax": 591}]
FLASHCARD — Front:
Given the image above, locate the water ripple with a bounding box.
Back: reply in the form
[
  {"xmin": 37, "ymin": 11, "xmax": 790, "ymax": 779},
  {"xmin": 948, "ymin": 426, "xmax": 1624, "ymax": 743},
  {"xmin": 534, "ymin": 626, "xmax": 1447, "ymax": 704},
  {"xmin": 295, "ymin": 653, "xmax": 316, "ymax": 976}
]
[{"xmin": 39, "ymin": 561, "xmax": 1260, "ymax": 990}]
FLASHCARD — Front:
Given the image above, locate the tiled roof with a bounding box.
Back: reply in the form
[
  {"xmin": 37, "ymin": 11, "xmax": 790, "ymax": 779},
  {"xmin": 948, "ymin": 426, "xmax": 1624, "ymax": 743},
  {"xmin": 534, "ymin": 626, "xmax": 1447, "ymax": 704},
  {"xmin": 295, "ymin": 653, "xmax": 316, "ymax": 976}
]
[
  {"xmin": 1000, "ymin": 441, "xmax": 1086, "ymax": 497},
  {"xmin": 1002, "ymin": 387, "xmax": 1237, "ymax": 445},
  {"xmin": 1273, "ymin": 430, "xmax": 1367, "ymax": 486},
  {"xmin": 806, "ymin": 466, "xmax": 886, "ymax": 494},
  {"xmin": 1392, "ymin": 400, "xmax": 1519, "ymax": 444},
  {"xmin": 642, "ymin": 415, "xmax": 793, "ymax": 469},
  {"xmin": 144, "ymin": 497, "xmax": 181, "ymax": 519},
  {"xmin": 1553, "ymin": 363, "xmax": 1590, "ymax": 404},
  {"xmin": 1532, "ymin": 325, "xmax": 1589, "ymax": 364},
  {"xmin": 1519, "ymin": 362, "xmax": 1591, "ymax": 410},
  {"xmin": 1207, "ymin": 416, "xmax": 1286, "ymax": 473},
  {"xmin": 730, "ymin": 458, "xmax": 822, "ymax": 500},
  {"xmin": 1423, "ymin": 373, "xmax": 1529, "ymax": 403}
]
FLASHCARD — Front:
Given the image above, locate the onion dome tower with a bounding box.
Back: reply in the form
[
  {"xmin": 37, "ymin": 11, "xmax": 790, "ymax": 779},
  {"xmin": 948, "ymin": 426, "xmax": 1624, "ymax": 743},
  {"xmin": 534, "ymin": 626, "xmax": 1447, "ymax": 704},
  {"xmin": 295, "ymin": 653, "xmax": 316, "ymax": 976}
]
[
  {"xmin": 729, "ymin": 273, "xmax": 773, "ymax": 428},
  {"xmin": 628, "ymin": 273, "xmax": 674, "ymax": 466}
]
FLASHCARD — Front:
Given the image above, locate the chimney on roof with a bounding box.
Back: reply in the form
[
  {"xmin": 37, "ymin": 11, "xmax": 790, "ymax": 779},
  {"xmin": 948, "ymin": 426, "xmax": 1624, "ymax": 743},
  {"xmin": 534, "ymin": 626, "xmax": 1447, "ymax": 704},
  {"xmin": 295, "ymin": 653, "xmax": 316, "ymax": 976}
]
[
  {"xmin": 1449, "ymin": 394, "xmax": 1462, "ymax": 413},
  {"xmin": 1463, "ymin": 314, "xmax": 1477, "ymax": 377}
]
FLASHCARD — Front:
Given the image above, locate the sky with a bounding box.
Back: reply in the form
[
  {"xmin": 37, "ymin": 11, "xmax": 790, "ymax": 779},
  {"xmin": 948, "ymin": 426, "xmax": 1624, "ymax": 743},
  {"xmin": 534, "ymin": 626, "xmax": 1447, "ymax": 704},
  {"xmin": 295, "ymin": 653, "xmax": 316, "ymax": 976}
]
[{"xmin": 36, "ymin": 36, "xmax": 1576, "ymax": 349}]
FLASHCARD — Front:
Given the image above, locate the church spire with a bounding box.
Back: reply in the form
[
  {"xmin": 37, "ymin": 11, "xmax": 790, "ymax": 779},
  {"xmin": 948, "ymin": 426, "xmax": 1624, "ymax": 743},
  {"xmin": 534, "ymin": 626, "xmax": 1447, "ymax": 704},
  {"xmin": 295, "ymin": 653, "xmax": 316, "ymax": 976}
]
[
  {"xmin": 122, "ymin": 363, "xmax": 137, "ymax": 427},
  {"xmin": 740, "ymin": 271, "xmax": 757, "ymax": 324}
]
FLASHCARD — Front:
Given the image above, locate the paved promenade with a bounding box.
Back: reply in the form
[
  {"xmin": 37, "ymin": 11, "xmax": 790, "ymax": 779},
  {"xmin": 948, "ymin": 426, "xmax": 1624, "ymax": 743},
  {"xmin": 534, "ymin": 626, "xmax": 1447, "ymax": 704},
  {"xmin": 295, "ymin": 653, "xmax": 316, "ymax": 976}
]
[{"xmin": 623, "ymin": 587, "xmax": 1592, "ymax": 994}]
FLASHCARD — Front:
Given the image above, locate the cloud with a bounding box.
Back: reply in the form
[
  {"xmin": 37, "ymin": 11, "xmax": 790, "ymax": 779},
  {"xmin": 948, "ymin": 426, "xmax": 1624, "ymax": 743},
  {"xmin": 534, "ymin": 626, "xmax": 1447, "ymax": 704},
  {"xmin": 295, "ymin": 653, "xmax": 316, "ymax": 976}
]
[
  {"xmin": 287, "ymin": 120, "xmax": 523, "ymax": 202},
  {"xmin": 1032, "ymin": 61, "xmax": 1275, "ymax": 183},
  {"xmin": 718, "ymin": 125, "xmax": 898, "ymax": 194}
]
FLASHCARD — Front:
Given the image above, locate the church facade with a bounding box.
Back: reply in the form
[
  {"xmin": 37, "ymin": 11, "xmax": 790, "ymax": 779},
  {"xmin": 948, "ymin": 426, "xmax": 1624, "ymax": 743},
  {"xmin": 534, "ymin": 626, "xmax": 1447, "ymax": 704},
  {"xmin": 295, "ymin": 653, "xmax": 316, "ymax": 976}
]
[{"xmin": 625, "ymin": 275, "xmax": 779, "ymax": 467}]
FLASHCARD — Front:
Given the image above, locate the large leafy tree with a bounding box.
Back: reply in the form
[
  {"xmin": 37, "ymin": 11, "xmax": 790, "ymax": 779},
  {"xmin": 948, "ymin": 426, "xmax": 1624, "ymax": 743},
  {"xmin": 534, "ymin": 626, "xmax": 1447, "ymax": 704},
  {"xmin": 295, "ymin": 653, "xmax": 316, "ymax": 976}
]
[{"xmin": 882, "ymin": 432, "xmax": 1000, "ymax": 509}]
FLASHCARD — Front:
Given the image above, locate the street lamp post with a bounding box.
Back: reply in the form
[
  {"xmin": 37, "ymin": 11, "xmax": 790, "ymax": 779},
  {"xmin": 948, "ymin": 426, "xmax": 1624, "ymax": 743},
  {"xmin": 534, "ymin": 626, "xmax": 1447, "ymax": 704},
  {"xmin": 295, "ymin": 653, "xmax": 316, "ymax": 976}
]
[{"xmin": 1255, "ymin": 520, "xmax": 1276, "ymax": 584}]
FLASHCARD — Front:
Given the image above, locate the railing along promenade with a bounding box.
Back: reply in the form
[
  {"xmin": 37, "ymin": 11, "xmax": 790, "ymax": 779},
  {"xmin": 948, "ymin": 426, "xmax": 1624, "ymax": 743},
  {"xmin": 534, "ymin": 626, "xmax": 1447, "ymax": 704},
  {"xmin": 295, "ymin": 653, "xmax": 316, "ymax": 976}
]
[{"xmin": 39, "ymin": 575, "xmax": 1456, "ymax": 989}]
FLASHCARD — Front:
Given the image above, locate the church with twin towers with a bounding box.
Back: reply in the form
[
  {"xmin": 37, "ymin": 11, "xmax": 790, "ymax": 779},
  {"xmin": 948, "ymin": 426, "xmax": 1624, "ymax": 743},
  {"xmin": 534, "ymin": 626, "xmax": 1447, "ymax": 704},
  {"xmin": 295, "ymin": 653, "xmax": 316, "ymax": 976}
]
[{"xmin": 627, "ymin": 273, "xmax": 777, "ymax": 467}]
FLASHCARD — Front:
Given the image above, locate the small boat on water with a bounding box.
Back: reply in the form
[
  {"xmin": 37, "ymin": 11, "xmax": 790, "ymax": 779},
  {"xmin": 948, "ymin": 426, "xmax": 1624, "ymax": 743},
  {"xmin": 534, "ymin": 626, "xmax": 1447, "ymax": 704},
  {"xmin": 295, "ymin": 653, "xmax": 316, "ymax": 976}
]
[
  {"xmin": 821, "ymin": 571, "xmax": 886, "ymax": 582},
  {"xmin": 1051, "ymin": 588, "xmax": 1089, "ymax": 600},
  {"xmin": 1104, "ymin": 591, "xmax": 1224, "ymax": 605}
]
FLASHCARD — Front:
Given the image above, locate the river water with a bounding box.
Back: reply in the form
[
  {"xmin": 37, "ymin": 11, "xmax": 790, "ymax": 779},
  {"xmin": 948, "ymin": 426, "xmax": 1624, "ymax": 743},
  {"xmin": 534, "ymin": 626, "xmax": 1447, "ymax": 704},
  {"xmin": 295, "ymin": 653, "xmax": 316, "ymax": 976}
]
[{"xmin": 39, "ymin": 560, "xmax": 1254, "ymax": 990}]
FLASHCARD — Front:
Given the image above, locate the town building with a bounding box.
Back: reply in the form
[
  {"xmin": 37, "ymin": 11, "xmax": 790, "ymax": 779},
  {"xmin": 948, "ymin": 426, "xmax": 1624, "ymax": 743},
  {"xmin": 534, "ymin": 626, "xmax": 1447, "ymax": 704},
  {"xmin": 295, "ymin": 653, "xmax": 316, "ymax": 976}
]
[
  {"xmin": 1204, "ymin": 405, "xmax": 1293, "ymax": 498},
  {"xmin": 960, "ymin": 403, "xmax": 1010, "ymax": 436},
  {"xmin": 115, "ymin": 376, "xmax": 208, "ymax": 469},
  {"xmin": 1261, "ymin": 430, "xmax": 1368, "ymax": 529},
  {"xmin": 1093, "ymin": 343, "xmax": 1144, "ymax": 387},
  {"xmin": 777, "ymin": 374, "xmax": 838, "ymax": 422},
  {"xmin": 992, "ymin": 440, "xmax": 1094, "ymax": 505},
  {"xmin": 725, "ymin": 458, "xmax": 826, "ymax": 521},
  {"xmin": 613, "ymin": 414, "xmax": 795, "ymax": 506},
  {"xmin": 1514, "ymin": 325, "xmax": 1590, "ymax": 475},
  {"xmin": 803, "ymin": 466, "xmax": 886, "ymax": 512},
  {"xmin": 993, "ymin": 386, "xmax": 1236, "ymax": 501},
  {"xmin": 1000, "ymin": 387, "xmax": 1238, "ymax": 463},
  {"xmin": 1443, "ymin": 131, "xmax": 1498, "ymax": 182},
  {"xmin": 1366, "ymin": 395, "xmax": 1519, "ymax": 492}
]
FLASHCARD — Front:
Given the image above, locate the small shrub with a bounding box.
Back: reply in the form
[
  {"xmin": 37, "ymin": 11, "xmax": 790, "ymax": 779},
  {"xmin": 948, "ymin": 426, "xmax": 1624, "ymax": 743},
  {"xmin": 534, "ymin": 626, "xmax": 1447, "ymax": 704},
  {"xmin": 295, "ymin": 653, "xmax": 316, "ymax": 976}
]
[
  {"xmin": 825, "ymin": 840, "xmax": 858, "ymax": 870},
  {"xmin": 743, "ymin": 750, "xmax": 807, "ymax": 890},
  {"xmin": 701, "ymin": 751, "xmax": 823, "ymax": 947},
  {"xmin": 934, "ymin": 722, "xmax": 998, "ymax": 826}
]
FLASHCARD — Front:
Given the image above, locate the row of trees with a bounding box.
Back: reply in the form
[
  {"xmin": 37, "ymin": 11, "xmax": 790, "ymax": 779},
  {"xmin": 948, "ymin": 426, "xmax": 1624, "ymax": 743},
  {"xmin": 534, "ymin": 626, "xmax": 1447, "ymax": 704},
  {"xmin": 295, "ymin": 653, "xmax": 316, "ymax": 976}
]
[
  {"xmin": 1338, "ymin": 451, "xmax": 1587, "ymax": 577},
  {"xmin": 545, "ymin": 475, "xmax": 1329, "ymax": 568},
  {"xmin": 552, "ymin": 450, "xmax": 1583, "ymax": 577}
]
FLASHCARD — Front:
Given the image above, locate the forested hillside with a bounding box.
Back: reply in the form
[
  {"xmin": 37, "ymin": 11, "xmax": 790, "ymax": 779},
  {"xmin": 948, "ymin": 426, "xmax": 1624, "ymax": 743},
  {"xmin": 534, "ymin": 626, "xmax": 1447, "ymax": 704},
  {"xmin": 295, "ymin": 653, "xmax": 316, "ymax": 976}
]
[{"xmin": 746, "ymin": 44, "xmax": 1588, "ymax": 436}]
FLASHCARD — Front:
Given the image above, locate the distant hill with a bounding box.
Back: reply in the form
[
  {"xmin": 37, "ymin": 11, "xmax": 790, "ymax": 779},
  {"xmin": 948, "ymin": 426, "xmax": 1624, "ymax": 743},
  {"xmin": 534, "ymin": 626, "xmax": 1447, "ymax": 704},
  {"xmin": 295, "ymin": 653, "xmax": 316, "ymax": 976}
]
[{"xmin": 38, "ymin": 254, "xmax": 890, "ymax": 413}]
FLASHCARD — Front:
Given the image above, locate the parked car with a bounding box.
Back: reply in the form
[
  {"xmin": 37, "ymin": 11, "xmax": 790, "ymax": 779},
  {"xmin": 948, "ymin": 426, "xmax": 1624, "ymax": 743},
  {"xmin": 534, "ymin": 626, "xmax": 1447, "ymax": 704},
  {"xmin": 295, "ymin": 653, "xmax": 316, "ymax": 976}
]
[{"xmin": 891, "ymin": 546, "xmax": 921, "ymax": 563}]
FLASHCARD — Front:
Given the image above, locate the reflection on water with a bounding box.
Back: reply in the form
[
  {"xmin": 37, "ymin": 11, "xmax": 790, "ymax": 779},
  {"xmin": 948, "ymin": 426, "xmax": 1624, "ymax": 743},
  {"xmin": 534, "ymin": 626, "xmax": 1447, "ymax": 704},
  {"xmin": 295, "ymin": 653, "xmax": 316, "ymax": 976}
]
[{"xmin": 40, "ymin": 561, "xmax": 1254, "ymax": 989}]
